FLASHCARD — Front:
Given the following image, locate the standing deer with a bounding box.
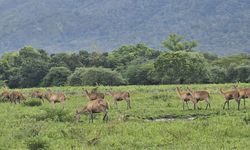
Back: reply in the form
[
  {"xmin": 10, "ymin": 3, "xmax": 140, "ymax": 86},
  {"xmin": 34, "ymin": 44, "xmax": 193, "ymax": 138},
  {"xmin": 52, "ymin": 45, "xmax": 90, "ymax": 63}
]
[
  {"xmin": 75, "ymin": 98, "xmax": 109, "ymax": 123},
  {"xmin": 176, "ymin": 87, "xmax": 192, "ymax": 110},
  {"xmin": 31, "ymin": 91, "xmax": 45, "ymax": 102},
  {"xmin": 219, "ymin": 88, "xmax": 240, "ymax": 110},
  {"xmin": 107, "ymin": 91, "xmax": 131, "ymax": 109},
  {"xmin": 83, "ymin": 89, "xmax": 104, "ymax": 101},
  {"xmin": 187, "ymin": 87, "xmax": 211, "ymax": 110},
  {"xmin": 44, "ymin": 91, "xmax": 66, "ymax": 106},
  {"xmin": 9, "ymin": 91, "xmax": 26, "ymax": 104},
  {"xmin": 0, "ymin": 91, "xmax": 11, "ymax": 101},
  {"xmin": 233, "ymin": 85, "xmax": 250, "ymax": 108}
]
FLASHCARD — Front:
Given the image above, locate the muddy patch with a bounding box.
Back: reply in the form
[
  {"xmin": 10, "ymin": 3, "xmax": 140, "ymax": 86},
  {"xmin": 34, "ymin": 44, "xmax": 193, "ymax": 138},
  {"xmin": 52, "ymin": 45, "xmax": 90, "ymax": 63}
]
[{"xmin": 144, "ymin": 113, "xmax": 217, "ymax": 122}]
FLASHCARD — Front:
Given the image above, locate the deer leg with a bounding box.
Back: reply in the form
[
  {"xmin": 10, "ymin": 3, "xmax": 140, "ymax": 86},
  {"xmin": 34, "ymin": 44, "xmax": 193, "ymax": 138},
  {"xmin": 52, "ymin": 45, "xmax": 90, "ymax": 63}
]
[
  {"xmin": 103, "ymin": 111, "xmax": 108, "ymax": 122},
  {"xmin": 186, "ymin": 101, "xmax": 189, "ymax": 109},
  {"xmin": 236, "ymin": 99, "xmax": 240, "ymax": 110},
  {"xmin": 88, "ymin": 113, "xmax": 91, "ymax": 123},
  {"xmin": 227, "ymin": 101, "xmax": 230, "ymax": 109},
  {"xmin": 182, "ymin": 101, "xmax": 185, "ymax": 110},
  {"xmin": 205, "ymin": 99, "xmax": 211, "ymax": 110},
  {"xmin": 205, "ymin": 102, "xmax": 209, "ymax": 110},
  {"xmin": 127, "ymin": 99, "xmax": 131, "ymax": 109},
  {"xmin": 223, "ymin": 101, "xmax": 227, "ymax": 109},
  {"xmin": 114, "ymin": 100, "xmax": 118, "ymax": 109},
  {"xmin": 243, "ymin": 98, "xmax": 246, "ymax": 108},
  {"xmin": 103, "ymin": 113, "xmax": 106, "ymax": 122}
]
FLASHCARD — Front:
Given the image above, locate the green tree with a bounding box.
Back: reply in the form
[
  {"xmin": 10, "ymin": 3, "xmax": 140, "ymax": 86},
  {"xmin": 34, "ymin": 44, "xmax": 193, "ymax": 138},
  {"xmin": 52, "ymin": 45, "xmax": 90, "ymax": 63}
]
[
  {"xmin": 49, "ymin": 53, "xmax": 83, "ymax": 71},
  {"xmin": 108, "ymin": 43, "xmax": 160, "ymax": 70},
  {"xmin": 209, "ymin": 66, "xmax": 227, "ymax": 83},
  {"xmin": 42, "ymin": 67, "xmax": 71, "ymax": 86},
  {"xmin": 163, "ymin": 34, "xmax": 197, "ymax": 51},
  {"xmin": 68, "ymin": 67, "xmax": 126, "ymax": 86},
  {"xmin": 125, "ymin": 62, "xmax": 156, "ymax": 85},
  {"xmin": 154, "ymin": 51, "xmax": 209, "ymax": 84},
  {"xmin": 18, "ymin": 46, "xmax": 50, "ymax": 88}
]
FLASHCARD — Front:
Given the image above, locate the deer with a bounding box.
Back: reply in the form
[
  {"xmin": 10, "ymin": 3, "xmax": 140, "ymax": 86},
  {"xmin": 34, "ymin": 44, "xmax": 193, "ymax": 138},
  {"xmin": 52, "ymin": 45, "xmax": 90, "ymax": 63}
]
[
  {"xmin": 187, "ymin": 87, "xmax": 211, "ymax": 110},
  {"xmin": 107, "ymin": 91, "xmax": 131, "ymax": 109},
  {"xmin": 0, "ymin": 91, "xmax": 11, "ymax": 102},
  {"xmin": 83, "ymin": 88, "xmax": 104, "ymax": 101},
  {"xmin": 75, "ymin": 98, "xmax": 109, "ymax": 123},
  {"xmin": 44, "ymin": 91, "xmax": 66, "ymax": 106},
  {"xmin": 219, "ymin": 88, "xmax": 240, "ymax": 110},
  {"xmin": 31, "ymin": 91, "xmax": 45, "ymax": 102},
  {"xmin": 9, "ymin": 91, "xmax": 26, "ymax": 104},
  {"xmin": 232, "ymin": 85, "xmax": 250, "ymax": 108},
  {"xmin": 176, "ymin": 87, "xmax": 192, "ymax": 110}
]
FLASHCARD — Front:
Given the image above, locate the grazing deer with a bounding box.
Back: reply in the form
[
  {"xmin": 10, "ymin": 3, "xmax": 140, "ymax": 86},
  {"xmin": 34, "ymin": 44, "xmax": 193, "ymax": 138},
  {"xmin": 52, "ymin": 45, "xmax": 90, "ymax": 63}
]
[
  {"xmin": 9, "ymin": 91, "xmax": 26, "ymax": 104},
  {"xmin": 44, "ymin": 91, "xmax": 66, "ymax": 106},
  {"xmin": 31, "ymin": 91, "xmax": 45, "ymax": 102},
  {"xmin": 83, "ymin": 89, "xmax": 104, "ymax": 101},
  {"xmin": 75, "ymin": 98, "xmax": 109, "ymax": 123},
  {"xmin": 187, "ymin": 87, "xmax": 211, "ymax": 110},
  {"xmin": 233, "ymin": 85, "xmax": 250, "ymax": 108},
  {"xmin": 219, "ymin": 88, "xmax": 240, "ymax": 110},
  {"xmin": 176, "ymin": 87, "xmax": 192, "ymax": 110},
  {"xmin": 0, "ymin": 91, "xmax": 11, "ymax": 101},
  {"xmin": 107, "ymin": 91, "xmax": 131, "ymax": 109}
]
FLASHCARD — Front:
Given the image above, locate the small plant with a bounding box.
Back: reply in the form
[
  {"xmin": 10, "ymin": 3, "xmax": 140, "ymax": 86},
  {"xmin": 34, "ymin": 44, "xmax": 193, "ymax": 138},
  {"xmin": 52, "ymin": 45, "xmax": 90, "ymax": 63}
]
[
  {"xmin": 34, "ymin": 108, "xmax": 74, "ymax": 122},
  {"xmin": 23, "ymin": 100, "xmax": 42, "ymax": 107},
  {"xmin": 26, "ymin": 137, "xmax": 49, "ymax": 150},
  {"xmin": 243, "ymin": 114, "xmax": 250, "ymax": 125}
]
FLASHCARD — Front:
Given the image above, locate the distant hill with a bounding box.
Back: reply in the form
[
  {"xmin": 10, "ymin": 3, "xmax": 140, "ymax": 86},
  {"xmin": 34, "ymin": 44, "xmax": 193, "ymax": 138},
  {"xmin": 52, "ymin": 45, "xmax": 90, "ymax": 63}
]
[{"xmin": 0, "ymin": 0, "xmax": 249, "ymax": 55}]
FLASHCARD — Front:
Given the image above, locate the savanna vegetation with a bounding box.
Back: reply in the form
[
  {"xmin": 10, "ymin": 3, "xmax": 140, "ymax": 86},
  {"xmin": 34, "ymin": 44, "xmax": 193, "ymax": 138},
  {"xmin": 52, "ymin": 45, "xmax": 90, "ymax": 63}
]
[
  {"xmin": 0, "ymin": 34, "xmax": 250, "ymax": 149},
  {"xmin": 1, "ymin": 84, "xmax": 250, "ymax": 149},
  {"xmin": 0, "ymin": 34, "xmax": 250, "ymax": 88}
]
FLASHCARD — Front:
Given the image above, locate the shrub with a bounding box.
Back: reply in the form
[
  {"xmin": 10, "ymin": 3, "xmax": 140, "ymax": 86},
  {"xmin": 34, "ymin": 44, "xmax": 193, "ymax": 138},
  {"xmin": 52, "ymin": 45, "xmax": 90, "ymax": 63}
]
[
  {"xmin": 68, "ymin": 67, "xmax": 126, "ymax": 86},
  {"xmin": 23, "ymin": 100, "xmax": 42, "ymax": 107},
  {"xmin": 26, "ymin": 137, "xmax": 49, "ymax": 150},
  {"xmin": 41, "ymin": 67, "xmax": 71, "ymax": 86}
]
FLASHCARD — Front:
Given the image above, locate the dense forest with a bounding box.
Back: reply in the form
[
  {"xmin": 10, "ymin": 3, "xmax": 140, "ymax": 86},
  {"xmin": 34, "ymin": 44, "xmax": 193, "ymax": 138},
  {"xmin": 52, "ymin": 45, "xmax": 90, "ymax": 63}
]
[{"xmin": 0, "ymin": 34, "xmax": 250, "ymax": 88}]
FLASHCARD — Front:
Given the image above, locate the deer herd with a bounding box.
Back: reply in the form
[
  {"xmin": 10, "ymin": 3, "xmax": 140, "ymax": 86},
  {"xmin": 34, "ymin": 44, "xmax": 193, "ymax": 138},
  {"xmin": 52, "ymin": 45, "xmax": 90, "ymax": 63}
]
[
  {"xmin": 176, "ymin": 85, "xmax": 250, "ymax": 111},
  {"xmin": 0, "ymin": 85, "xmax": 250, "ymax": 123}
]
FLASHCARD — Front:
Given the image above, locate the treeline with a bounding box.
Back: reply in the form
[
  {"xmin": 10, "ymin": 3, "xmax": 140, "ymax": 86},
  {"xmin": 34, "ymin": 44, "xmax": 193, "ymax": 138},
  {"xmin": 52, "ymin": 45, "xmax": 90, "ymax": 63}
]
[{"xmin": 0, "ymin": 34, "xmax": 250, "ymax": 88}]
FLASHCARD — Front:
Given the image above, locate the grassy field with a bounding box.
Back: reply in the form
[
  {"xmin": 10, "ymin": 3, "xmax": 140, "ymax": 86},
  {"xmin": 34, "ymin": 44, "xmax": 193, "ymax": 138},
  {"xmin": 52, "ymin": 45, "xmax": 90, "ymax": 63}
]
[{"xmin": 1, "ymin": 84, "xmax": 250, "ymax": 150}]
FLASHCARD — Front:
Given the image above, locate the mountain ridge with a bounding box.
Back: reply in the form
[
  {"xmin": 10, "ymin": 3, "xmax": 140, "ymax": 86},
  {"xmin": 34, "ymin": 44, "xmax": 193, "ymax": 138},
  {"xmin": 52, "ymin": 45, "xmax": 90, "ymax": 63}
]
[{"xmin": 0, "ymin": 0, "xmax": 249, "ymax": 55}]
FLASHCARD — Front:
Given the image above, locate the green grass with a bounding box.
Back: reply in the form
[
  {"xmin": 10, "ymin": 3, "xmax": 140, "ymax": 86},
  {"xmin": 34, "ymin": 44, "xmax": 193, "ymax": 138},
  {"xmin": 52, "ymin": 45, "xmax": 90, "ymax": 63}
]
[{"xmin": 0, "ymin": 83, "xmax": 250, "ymax": 149}]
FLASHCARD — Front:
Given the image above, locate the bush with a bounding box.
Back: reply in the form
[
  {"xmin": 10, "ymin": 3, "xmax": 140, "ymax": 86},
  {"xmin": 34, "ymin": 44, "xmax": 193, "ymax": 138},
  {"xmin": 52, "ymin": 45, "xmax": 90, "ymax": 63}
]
[
  {"xmin": 23, "ymin": 100, "xmax": 42, "ymax": 107},
  {"xmin": 26, "ymin": 137, "xmax": 49, "ymax": 150},
  {"xmin": 68, "ymin": 67, "xmax": 126, "ymax": 86},
  {"xmin": 41, "ymin": 67, "xmax": 71, "ymax": 86},
  {"xmin": 209, "ymin": 66, "xmax": 227, "ymax": 83},
  {"xmin": 154, "ymin": 51, "xmax": 210, "ymax": 84},
  {"xmin": 125, "ymin": 63, "xmax": 156, "ymax": 85},
  {"xmin": 34, "ymin": 108, "xmax": 74, "ymax": 122}
]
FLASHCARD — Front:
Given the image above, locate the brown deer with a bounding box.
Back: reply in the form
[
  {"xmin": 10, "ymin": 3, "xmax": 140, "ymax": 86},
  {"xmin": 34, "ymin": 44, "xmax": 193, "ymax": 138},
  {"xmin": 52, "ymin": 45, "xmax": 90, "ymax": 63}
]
[
  {"xmin": 219, "ymin": 88, "xmax": 240, "ymax": 110},
  {"xmin": 107, "ymin": 91, "xmax": 131, "ymax": 109},
  {"xmin": 233, "ymin": 85, "xmax": 250, "ymax": 108},
  {"xmin": 0, "ymin": 91, "xmax": 11, "ymax": 101},
  {"xmin": 75, "ymin": 98, "xmax": 109, "ymax": 123},
  {"xmin": 187, "ymin": 87, "xmax": 211, "ymax": 110},
  {"xmin": 83, "ymin": 89, "xmax": 104, "ymax": 101},
  {"xmin": 44, "ymin": 91, "xmax": 66, "ymax": 106},
  {"xmin": 31, "ymin": 91, "xmax": 45, "ymax": 102},
  {"xmin": 9, "ymin": 91, "xmax": 26, "ymax": 104},
  {"xmin": 176, "ymin": 87, "xmax": 192, "ymax": 110}
]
